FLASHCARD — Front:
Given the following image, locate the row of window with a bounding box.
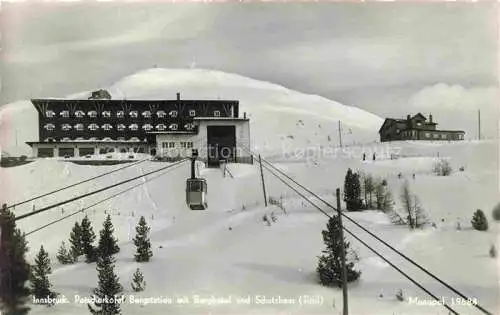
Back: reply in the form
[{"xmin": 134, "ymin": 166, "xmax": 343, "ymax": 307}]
[
  {"xmin": 43, "ymin": 123, "xmax": 196, "ymax": 132},
  {"xmin": 45, "ymin": 109, "xmax": 220, "ymax": 118},
  {"xmin": 397, "ymin": 129, "xmax": 463, "ymax": 140},
  {"xmin": 161, "ymin": 142, "xmax": 194, "ymax": 149},
  {"xmin": 423, "ymin": 133, "xmax": 463, "ymax": 140},
  {"xmin": 44, "ymin": 137, "xmax": 145, "ymax": 142}
]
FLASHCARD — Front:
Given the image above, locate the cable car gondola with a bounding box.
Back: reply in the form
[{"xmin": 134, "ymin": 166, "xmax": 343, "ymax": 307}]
[{"xmin": 186, "ymin": 149, "xmax": 208, "ymax": 210}]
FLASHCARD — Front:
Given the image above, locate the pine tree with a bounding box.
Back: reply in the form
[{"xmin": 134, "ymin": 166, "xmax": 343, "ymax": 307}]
[
  {"xmin": 88, "ymin": 255, "xmax": 123, "ymax": 315},
  {"xmin": 471, "ymin": 209, "xmax": 488, "ymax": 231},
  {"xmin": 133, "ymin": 216, "xmax": 153, "ymax": 262},
  {"xmin": 0, "ymin": 204, "xmax": 31, "ymax": 315},
  {"xmin": 80, "ymin": 215, "xmax": 97, "ymax": 263},
  {"xmin": 30, "ymin": 246, "xmax": 57, "ymax": 304},
  {"xmin": 131, "ymin": 268, "xmax": 146, "ymax": 292},
  {"xmin": 317, "ymin": 215, "xmax": 361, "ymax": 287},
  {"xmin": 97, "ymin": 215, "xmax": 120, "ymax": 258},
  {"xmin": 343, "ymin": 169, "xmax": 362, "ymax": 211},
  {"xmin": 69, "ymin": 221, "xmax": 83, "ymax": 260},
  {"xmin": 56, "ymin": 241, "xmax": 74, "ymax": 265}
]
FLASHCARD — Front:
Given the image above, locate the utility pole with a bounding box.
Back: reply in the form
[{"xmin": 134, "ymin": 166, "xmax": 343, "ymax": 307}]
[
  {"xmin": 336, "ymin": 188, "xmax": 348, "ymax": 315},
  {"xmin": 259, "ymin": 155, "xmax": 268, "ymax": 207},
  {"xmin": 478, "ymin": 109, "xmax": 481, "ymax": 140},
  {"xmin": 338, "ymin": 121, "xmax": 343, "ymax": 148}
]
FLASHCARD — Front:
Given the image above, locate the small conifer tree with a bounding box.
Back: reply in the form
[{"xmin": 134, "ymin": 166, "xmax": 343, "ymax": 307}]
[
  {"xmin": 133, "ymin": 216, "xmax": 153, "ymax": 262},
  {"xmin": 30, "ymin": 246, "xmax": 57, "ymax": 304},
  {"xmin": 88, "ymin": 255, "xmax": 123, "ymax": 315},
  {"xmin": 80, "ymin": 215, "xmax": 97, "ymax": 263},
  {"xmin": 492, "ymin": 203, "xmax": 500, "ymax": 221},
  {"xmin": 471, "ymin": 209, "xmax": 489, "ymax": 231},
  {"xmin": 343, "ymin": 169, "xmax": 362, "ymax": 211},
  {"xmin": 97, "ymin": 215, "xmax": 120, "ymax": 258},
  {"xmin": 56, "ymin": 241, "xmax": 74, "ymax": 265},
  {"xmin": 0, "ymin": 204, "xmax": 31, "ymax": 315},
  {"xmin": 69, "ymin": 221, "xmax": 83, "ymax": 259},
  {"xmin": 131, "ymin": 268, "xmax": 146, "ymax": 292},
  {"xmin": 317, "ymin": 215, "xmax": 361, "ymax": 287}
]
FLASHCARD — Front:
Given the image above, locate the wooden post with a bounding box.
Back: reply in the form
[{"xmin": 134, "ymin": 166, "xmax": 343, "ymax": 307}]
[
  {"xmin": 338, "ymin": 121, "xmax": 343, "ymax": 148},
  {"xmin": 259, "ymin": 155, "xmax": 268, "ymax": 207},
  {"xmin": 336, "ymin": 188, "xmax": 348, "ymax": 315}
]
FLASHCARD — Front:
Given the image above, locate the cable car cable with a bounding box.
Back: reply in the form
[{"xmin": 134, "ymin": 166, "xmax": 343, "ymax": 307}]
[
  {"xmin": 5, "ymin": 157, "xmax": 150, "ymax": 210},
  {"xmin": 260, "ymin": 163, "xmax": 459, "ymax": 315},
  {"xmin": 261, "ymin": 157, "xmax": 492, "ymax": 315},
  {"xmin": 25, "ymin": 162, "xmax": 186, "ymax": 236},
  {"xmin": 14, "ymin": 159, "xmax": 189, "ymax": 221},
  {"xmin": 241, "ymin": 145, "xmax": 492, "ymax": 315}
]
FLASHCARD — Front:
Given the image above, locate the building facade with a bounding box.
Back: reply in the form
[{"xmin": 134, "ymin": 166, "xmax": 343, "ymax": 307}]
[
  {"xmin": 379, "ymin": 113, "xmax": 465, "ymax": 142},
  {"xmin": 27, "ymin": 92, "xmax": 252, "ymax": 165}
]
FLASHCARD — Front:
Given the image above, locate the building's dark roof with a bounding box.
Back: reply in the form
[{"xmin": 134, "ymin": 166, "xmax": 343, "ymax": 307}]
[
  {"xmin": 379, "ymin": 113, "xmax": 450, "ymax": 134},
  {"xmin": 25, "ymin": 141, "xmax": 148, "ymax": 147},
  {"xmin": 412, "ymin": 113, "xmax": 427, "ymax": 121},
  {"xmin": 31, "ymin": 98, "xmax": 239, "ymax": 104}
]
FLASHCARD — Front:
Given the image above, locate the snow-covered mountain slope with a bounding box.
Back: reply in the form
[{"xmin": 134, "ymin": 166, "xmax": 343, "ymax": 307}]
[
  {"xmin": 1, "ymin": 140, "xmax": 498, "ymax": 315},
  {"xmin": 0, "ymin": 68, "xmax": 383, "ymax": 156}
]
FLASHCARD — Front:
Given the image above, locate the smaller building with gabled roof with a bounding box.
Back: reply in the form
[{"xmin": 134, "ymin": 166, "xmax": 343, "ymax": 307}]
[{"xmin": 379, "ymin": 113, "xmax": 464, "ymax": 142}]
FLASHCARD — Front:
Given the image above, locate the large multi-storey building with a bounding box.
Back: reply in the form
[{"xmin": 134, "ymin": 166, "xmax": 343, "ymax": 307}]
[
  {"xmin": 379, "ymin": 113, "xmax": 465, "ymax": 142},
  {"xmin": 26, "ymin": 92, "xmax": 252, "ymax": 166}
]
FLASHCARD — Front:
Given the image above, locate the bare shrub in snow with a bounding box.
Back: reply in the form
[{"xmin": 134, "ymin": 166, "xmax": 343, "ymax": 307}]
[
  {"xmin": 400, "ymin": 181, "xmax": 429, "ymax": 229},
  {"xmin": 492, "ymin": 202, "xmax": 500, "ymax": 221},
  {"xmin": 396, "ymin": 289, "xmax": 404, "ymax": 302},
  {"xmin": 262, "ymin": 215, "xmax": 271, "ymax": 226},
  {"xmin": 361, "ymin": 173, "xmax": 375, "ymax": 209},
  {"xmin": 489, "ymin": 244, "xmax": 497, "ymax": 258},
  {"xmin": 433, "ymin": 158, "xmax": 452, "ymax": 176},
  {"xmin": 375, "ymin": 179, "xmax": 394, "ymax": 213}
]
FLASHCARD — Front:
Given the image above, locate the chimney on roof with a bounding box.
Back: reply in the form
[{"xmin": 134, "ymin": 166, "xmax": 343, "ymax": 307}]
[
  {"xmin": 243, "ymin": 112, "xmax": 246, "ymax": 119},
  {"xmin": 407, "ymin": 114, "xmax": 411, "ymax": 121},
  {"xmin": 176, "ymin": 92, "xmax": 180, "ymax": 100},
  {"xmin": 429, "ymin": 114, "xmax": 433, "ymax": 123}
]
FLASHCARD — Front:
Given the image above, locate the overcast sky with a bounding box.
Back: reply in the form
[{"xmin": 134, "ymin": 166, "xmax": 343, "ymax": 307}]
[{"xmin": 1, "ymin": 2, "xmax": 498, "ymax": 136}]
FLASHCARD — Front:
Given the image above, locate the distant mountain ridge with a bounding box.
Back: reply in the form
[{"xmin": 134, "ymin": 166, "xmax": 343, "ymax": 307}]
[{"xmin": 0, "ymin": 68, "xmax": 383, "ymax": 156}]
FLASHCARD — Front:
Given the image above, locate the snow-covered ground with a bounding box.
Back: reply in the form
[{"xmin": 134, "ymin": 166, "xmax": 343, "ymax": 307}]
[
  {"xmin": 0, "ymin": 69, "xmax": 498, "ymax": 315},
  {"xmin": 0, "ymin": 139, "xmax": 498, "ymax": 315}
]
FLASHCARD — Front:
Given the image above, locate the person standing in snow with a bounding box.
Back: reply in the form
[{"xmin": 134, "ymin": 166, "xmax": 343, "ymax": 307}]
[
  {"xmin": 372, "ymin": 153, "xmax": 376, "ymax": 161},
  {"xmin": 362, "ymin": 153, "xmax": 366, "ymax": 161}
]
